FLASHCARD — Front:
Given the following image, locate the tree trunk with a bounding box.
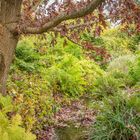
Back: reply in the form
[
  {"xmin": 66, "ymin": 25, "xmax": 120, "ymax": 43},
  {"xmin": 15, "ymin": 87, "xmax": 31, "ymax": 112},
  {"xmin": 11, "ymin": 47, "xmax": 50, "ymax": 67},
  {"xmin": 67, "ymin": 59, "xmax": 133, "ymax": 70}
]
[
  {"xmin": 0, "ymin": 25, "xmax": 18, "ymax": 94},
  {"xmin": 0, "ymin": 0, "xmax": 22, "ymax": 95}
]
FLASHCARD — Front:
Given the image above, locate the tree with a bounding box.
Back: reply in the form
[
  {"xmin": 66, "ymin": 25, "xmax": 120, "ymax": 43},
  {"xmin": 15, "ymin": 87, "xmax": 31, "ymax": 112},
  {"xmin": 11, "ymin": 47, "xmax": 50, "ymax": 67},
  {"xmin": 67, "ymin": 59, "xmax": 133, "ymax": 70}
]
[{"xmin": 0, "ymin": 0, "xmax": 139, "ymax": 95}]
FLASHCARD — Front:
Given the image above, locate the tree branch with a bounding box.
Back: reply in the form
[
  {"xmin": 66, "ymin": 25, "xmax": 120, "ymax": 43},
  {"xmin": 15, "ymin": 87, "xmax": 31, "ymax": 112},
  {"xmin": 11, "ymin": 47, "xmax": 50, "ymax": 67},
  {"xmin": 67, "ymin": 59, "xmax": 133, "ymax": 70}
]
[
  {"xmin": 53, "ymin": 21, "xmax": 95, "ymax": 32},
  {"xmin": 30, "ymin": 0, "xmax": 44, "ymax": 12},
  {"xmin": 22, "ymin": 0, "xmax": 105, "ymax": 34}
]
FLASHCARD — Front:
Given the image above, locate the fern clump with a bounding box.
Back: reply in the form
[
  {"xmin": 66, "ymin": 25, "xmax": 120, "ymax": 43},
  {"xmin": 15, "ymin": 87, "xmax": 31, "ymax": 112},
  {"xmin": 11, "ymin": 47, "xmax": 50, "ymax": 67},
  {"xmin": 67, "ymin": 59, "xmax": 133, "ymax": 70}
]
[
  {"xmin": 13, "ymin": 39, "xmax": 42, "ymax": 73},
  {"xmin": 46, "ymin": 54, "xmax": 103, "ymax": 97}
]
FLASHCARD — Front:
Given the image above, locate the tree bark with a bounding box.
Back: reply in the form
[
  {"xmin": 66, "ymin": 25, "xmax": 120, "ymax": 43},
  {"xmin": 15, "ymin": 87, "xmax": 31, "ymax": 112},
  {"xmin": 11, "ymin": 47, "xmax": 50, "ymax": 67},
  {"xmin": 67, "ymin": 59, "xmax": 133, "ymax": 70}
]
[
  {"xmin": 0, "ymin": 0, "xmax": 22, "ymax": 95},
  {"xmin": 0, "ymin": 25, "xmax": 18, "ymax": 94}
]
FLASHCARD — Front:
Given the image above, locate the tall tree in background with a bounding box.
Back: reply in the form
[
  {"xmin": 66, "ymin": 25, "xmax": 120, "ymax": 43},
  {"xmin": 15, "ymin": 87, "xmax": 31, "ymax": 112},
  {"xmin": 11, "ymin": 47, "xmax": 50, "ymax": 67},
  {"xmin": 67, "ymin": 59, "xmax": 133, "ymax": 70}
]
[{"xmin": 0, "ymin": 0, "xmax": 139, "ymax": 94}]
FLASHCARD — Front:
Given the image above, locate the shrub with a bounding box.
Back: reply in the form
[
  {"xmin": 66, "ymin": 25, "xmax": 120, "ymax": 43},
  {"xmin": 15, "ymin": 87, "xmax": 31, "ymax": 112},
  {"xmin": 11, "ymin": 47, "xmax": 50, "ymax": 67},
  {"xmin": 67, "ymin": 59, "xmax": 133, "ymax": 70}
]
[
  {"xmin": 107, "ymin": 55, "xmax": 136, "ymax": 87},
  {"xmin": 7, "ymin": 70, "xmax": 58, "ymax": 131},
  {"xmin": 44, "ymin": 38, "xmax": 84, "ymax": 68},
  {"xmin": 83, "ymin": 27, "xmax": 138, "ymax": 58},
  {"xmin": 16, "ymin": 40, "xmax": 39, "ymax": 62},
  {"xmin": 89, "ymin": 94, "xmax": 140, "ymax": 140},
  {"xmin": 13, "ymin": 39, "xmax": 43, "ymax": 73},
  {"xmin": 107, "ymin": 55, "xmax": 136, "ymax": 74},
  {"xmin": 129, "ymin": 56, "xmax": 140, "ymax": 84},
  {"xmin": 100, "ymin": 28, "xmax": 139, "ymax": 57},
  {"xmin": 93, "ymin": 75, "xmax": 122, "ymax": 99},
  {"xmin": 46, "ymin": 54, "xmax": 103, "ymax": 97},
  {"xmin": 46, "ymin": 54, "xmax": 85, "ymax": 97},
  {"xmin": 0, "ymin": 95, "xmax": 36, "ymax": 140}
]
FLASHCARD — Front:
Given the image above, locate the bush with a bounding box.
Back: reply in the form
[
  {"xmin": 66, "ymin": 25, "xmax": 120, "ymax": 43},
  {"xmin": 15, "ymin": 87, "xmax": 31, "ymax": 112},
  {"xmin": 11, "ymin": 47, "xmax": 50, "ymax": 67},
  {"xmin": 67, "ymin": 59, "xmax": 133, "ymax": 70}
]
[
  {"xmin": 107, "ymin": 55, "xmax": 136, "ymax": 74},
  {"xmin": 83, "ymin": 27, "xmax": 137, "ymax": 58},
  {"xmin": 0, "ymin": 95, "xmax": 36, "ymax": 140},
  {"xmin": 93, "ymin": 75, "xmax": 122, "ymax": 99},
  {"xmin": 100, "ymin": 28, "xmax": 139, "ymax": 57},
  {"xmin": 16, "ymin": 39, "xmax": 39, "ymax": 62},
  {"xmin": 44, "ymin": 38, "xmax": 84, "ymax": 68},
  {"xmin": 46, "ymin": 54, "xmax": 103, "ymax": 97},
  {"xmin": 13, "ymin": 39, "xmax": 43, "ymax": 73},
  {"xmin": 107, "ymin": 55, "xmax": 136, "ymax": 87},
  {"xmin": 129, "ymin": 56, "xmax": 140, "ymax": 84},
  {"xmin": 89, "ymin": 94, "xmax": 140, "ymax": 140},
  {"xmin": 7, "ymin": 70, "xmax": 58, "ymax": 131}
]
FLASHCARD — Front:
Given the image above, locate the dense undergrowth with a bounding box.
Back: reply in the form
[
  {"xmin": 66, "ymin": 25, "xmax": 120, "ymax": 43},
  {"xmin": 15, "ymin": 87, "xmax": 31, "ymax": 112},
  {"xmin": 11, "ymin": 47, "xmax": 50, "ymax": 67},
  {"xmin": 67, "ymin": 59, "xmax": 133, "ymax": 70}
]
[{"xmin": 0, "ymin": 27, "xmax": 139, "ymax": 140}]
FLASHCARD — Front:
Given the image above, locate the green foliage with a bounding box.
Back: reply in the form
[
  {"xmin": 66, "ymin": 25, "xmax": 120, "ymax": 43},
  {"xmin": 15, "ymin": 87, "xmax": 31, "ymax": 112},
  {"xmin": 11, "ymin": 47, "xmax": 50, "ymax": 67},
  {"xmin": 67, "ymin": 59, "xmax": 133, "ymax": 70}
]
[
  {"xmin": 64, "ymin": 42, "xmax": 83, "ymax": 59},
  {"xmin": 46, "ymin": 55, "xmax": 84, "ymax": 97},
  {"xmin": 46, "ymin": 54, "xmax": 103, "ymax": 97},
  {"xmin": 16, "ymin": 39, "xmax": 39, "ymax": 62},
  {"xmin": 8, "ymin": 28, "xmax": 140, "ymax": 139},
  {"xmin": 0, "ymin": 95, "xmax": 36, "ymax": 140},
  {"xmin": 90, "ymin": 39, "xmax": 140, "ymax": 139},
  {"xmin": 90, "ymin": 94, "xmax": 140, "ymax": 140},
  {"xmin": 107, "ymin": 52, "xmax": 140, "ymax": 86},
  {"xmin": 83, "ymin": 27, "xmax": 140, "ymax": 58},
  {"xmin": 93, "ymin": 75, "xmax": 122, "ymax": 99},
  {"xmin": 7, "ymin": 70, "xmax": 57, "ymax": 131},
  {"xmin": 100, "ymin": 28, "xmax": 139, "ymax": 57},
  {"xmin": 129, "ymin": 33, "xmax": 140, "ymax": 51},
  {"xmin": 13, "ymin": 37, "xmax": 103, "ymax": 98},
  {"xmin": 44, "ymin": 38, "xmax": 84, "ymax": 68},
  {"xmin": 12, "ymin": 39, "xmax": 43, "ymax": 73},
  {"xmin": 107, "ymin": 55, "xmax": 136, "ymax": 74},
  {"xmin": 8, "ymin": 37, "xmax": 104, "ymax": 133},
  {"xmin": 129, "ymin": 56, "xmax": 140, "ymax": 84}
]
